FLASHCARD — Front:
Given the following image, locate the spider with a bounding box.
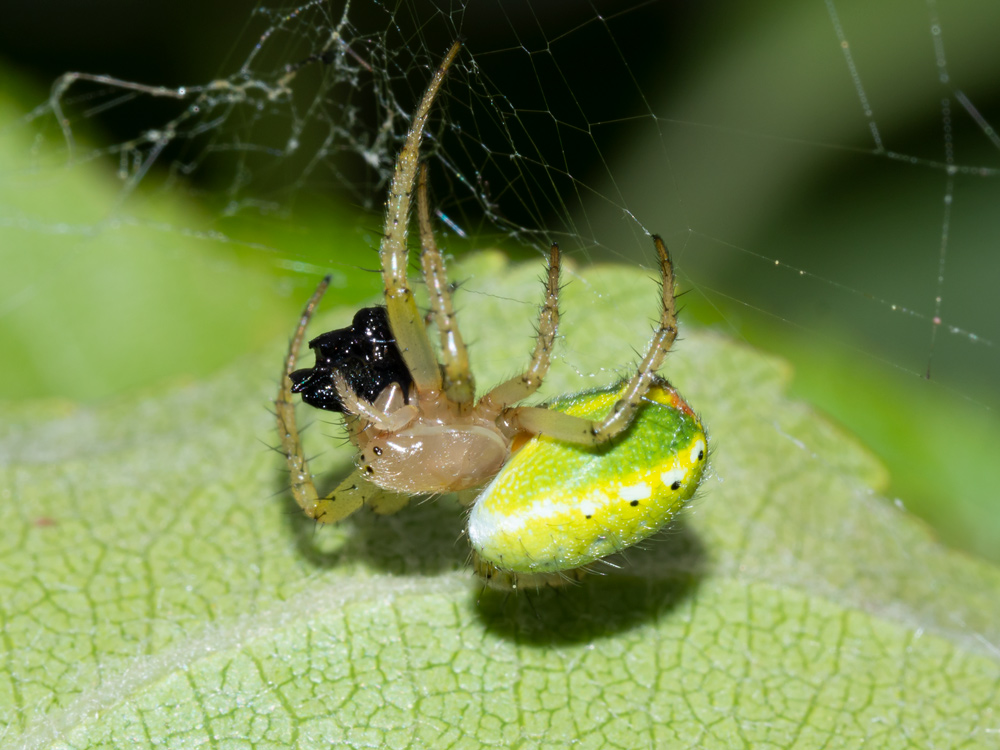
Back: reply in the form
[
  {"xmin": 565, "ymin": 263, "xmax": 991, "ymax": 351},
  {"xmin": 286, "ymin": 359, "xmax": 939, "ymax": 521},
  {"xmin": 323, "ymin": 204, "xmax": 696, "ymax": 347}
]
[{"xmin": 275, "ymin": 41, "xmax": 707, "ymax": 588}]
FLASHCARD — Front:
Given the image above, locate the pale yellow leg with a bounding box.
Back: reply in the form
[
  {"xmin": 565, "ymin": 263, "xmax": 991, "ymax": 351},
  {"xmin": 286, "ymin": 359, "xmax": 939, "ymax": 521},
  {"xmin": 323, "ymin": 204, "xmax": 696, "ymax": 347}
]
[
  {"xmin": 331, "ymin": 373, "xmax": 418, "ymax": 432},
  {"xmin": 367, "ymin": 491, "xmax": 412, "ymax": 516},
  {"xmin": 417, "ymin": 163, "xmax": 475, "ymax": 405},
  {"xmin": 502, "ymin": 235, "xmax": 677, "ymax": 446},
  {"xmin": 379, "ymin": 41, "xmax": 461, "ymax": 392},
  {"xmin": 276, "ymin": 276, "xmax": 376, "ymax": 523},
  {"xmin": 306, "ymin": 468, "xmax": 383, "ymax": 523},
  {"xmin": 477, "ymin": 242, "xmax": 562, "ymax": 416}
]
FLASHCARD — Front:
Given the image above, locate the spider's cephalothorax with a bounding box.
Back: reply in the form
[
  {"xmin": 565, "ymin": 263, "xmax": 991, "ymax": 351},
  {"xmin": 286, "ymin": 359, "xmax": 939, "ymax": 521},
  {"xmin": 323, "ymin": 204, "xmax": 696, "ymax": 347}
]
[{"xmin": 275, "ymin": 41, "xmax": 707, "ymax": 588}]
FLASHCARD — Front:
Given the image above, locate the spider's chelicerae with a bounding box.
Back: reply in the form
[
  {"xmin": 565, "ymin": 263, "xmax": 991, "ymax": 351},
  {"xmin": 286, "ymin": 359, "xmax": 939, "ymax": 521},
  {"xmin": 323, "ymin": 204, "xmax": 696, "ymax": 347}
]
[{"xmin": 276, "ymin": 41, "xmax": 707, "ymax": 589}]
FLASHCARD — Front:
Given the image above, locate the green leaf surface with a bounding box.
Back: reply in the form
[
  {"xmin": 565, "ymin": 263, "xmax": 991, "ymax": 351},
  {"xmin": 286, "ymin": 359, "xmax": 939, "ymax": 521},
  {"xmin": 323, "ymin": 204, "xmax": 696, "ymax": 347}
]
[
  {"xmin": 3, "ymin": 251, "xmax": 1000, "ymax": 749},
  {"xmin": 0, "ymin": 83, "xmax": 381, "ymax": 403}
]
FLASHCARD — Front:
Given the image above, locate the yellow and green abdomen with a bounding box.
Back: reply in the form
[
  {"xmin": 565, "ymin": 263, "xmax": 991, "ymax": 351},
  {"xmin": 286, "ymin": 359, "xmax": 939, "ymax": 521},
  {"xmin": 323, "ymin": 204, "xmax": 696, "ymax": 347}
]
[{"xmin": 468, "ymin": 380, "xmax": 707, "ymax": 578}]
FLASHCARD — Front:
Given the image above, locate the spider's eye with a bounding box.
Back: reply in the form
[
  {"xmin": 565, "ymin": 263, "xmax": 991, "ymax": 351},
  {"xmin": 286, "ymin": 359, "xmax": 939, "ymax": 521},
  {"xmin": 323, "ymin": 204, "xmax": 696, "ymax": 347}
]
[{"xmin": 291, "ymin": 306, "xmax": 414, "ymax": 412}]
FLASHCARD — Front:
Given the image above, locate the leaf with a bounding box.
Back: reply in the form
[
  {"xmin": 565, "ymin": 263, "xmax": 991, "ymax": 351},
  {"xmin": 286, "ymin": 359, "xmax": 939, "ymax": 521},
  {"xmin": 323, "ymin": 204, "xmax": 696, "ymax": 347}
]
[
  {"xmin": 3, "ymin": 247, "xmax": 1000, "ymax": 750},
  {"xmin": 0, "ymin": 81, "xmax": 380, "ymax": 403}
]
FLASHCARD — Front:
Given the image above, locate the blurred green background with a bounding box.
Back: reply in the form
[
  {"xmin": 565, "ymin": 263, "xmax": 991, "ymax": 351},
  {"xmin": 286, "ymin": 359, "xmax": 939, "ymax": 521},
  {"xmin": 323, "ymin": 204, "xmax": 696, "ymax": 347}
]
[{"xmin": 2, "ymin": 0, "xmax": 998, "ymax": 561}]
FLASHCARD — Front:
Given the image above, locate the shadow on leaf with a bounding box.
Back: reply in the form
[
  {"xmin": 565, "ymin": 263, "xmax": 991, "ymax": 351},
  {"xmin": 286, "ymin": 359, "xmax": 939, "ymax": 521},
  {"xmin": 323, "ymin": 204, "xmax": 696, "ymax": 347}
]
[
  {"xmin": 277, "ymin": 460, "xmax": 708, "ymax": 643},
  {"xmin": 472, "ymin": 521, "xmax": 708, "ymax": 645},
  {"xmin": 280, "ymin": 465, "xmax": 470, "ymax": 576}
]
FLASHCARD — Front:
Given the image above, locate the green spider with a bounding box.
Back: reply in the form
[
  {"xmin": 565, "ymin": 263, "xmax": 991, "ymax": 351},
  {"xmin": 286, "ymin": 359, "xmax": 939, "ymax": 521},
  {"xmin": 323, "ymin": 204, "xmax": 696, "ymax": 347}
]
[{"xmin": 275, "ymin": 41, "xmax": 707, "ymax": 589}]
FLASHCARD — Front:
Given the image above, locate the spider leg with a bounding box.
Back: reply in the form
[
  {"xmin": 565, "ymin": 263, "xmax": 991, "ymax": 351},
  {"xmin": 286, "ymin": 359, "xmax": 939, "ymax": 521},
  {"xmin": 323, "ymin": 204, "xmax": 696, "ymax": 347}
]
[
  {"xmin": 591, "ymin": 234, "xmax": 677, "ymax": 438},
  {"xmin": 380, "ymin": 41, "xmax": 461, "ymax": 392},
  {"xmin": 276, "ymin": 276, "xmax": 372, "ymax": 522},
  {"xmin": 306, "ymin": 468, "xmax": 384, "ymax": 524},
  {"xmin": 502, "ymin": 235, "xmax": 677, "ymax": 446},
  {"xmin": 417, "ymin": 163, "xmax": 475, "ymax": 405},
  {"xmin": 331, "ymin": 372, "xmax": 419, "ymax": 432},
  {"xmin": 477, "ymin": 242, "xmax": 561, "ymax": 416},
  {"xmin": 367, "ymin": 491, "xmax": 412, "ymax": 516}
]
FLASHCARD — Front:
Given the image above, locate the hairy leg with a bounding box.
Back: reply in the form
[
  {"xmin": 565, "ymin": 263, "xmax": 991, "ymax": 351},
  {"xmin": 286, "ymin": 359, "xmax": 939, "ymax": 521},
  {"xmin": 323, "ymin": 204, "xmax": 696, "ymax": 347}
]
[
  {"xmin": 277, "ymin": 276, "xmax": 373, "ymax": 522},
  {"xmin": 331, "ymin": 374, "xmax": 418, "ymax": 433},
  {"xmin": 417, "ymin": 163, "xmax": 475, "ymax": 406},
  {"xmin": 477, "ymin": 242, "xmax": 562, "ymax": 417},
  {"xmin": 501, "ymin": 235, "xmax": 676, "ymax": 446},
  {"xmin": 379, "ymin": 41, "xmax": 461, "ymax": 391}
]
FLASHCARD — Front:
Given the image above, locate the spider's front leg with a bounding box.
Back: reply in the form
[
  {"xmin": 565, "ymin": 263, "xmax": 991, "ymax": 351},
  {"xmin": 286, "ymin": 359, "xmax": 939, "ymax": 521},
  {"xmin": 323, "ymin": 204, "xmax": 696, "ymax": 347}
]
[
  {"xmin": 502, "ymin": 235, "xmax": 678, "ymax": 446},
  {"xmin": 417, "ymin": 163, "xmax": 475, "ymax": 406},
  {"xmin": 330, "ymin": 374, "xmax": 419, "ymax": 433},
  {"xmin": 379, "ymin": 41, "xmax": 461, "ymax": 392},
  {"xmin": 276, "ymin": 277, "xmax": 390, "ymax": 523}
]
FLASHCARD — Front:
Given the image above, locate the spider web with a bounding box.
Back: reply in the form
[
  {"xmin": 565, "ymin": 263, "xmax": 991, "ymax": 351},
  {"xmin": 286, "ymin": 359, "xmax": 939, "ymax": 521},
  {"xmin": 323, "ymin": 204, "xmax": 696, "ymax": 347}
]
[{"xmin": 3, "ymin": 0, "xmax": 999, "ymax": 560}]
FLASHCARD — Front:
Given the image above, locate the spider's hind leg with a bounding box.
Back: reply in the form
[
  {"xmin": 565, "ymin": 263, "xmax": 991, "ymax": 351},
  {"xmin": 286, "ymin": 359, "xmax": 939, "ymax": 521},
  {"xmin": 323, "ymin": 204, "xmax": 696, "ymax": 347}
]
[
  {"xmin": 476, "ymin": 241, "xmax": 562, "ymax": 417},
  {"xmin": 501, "ymin": 235, "xmax": 677, "ymax": 446},
  {"xmin": 592, "ymin": 234, "xmax": 677, "ymax": 439}
]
